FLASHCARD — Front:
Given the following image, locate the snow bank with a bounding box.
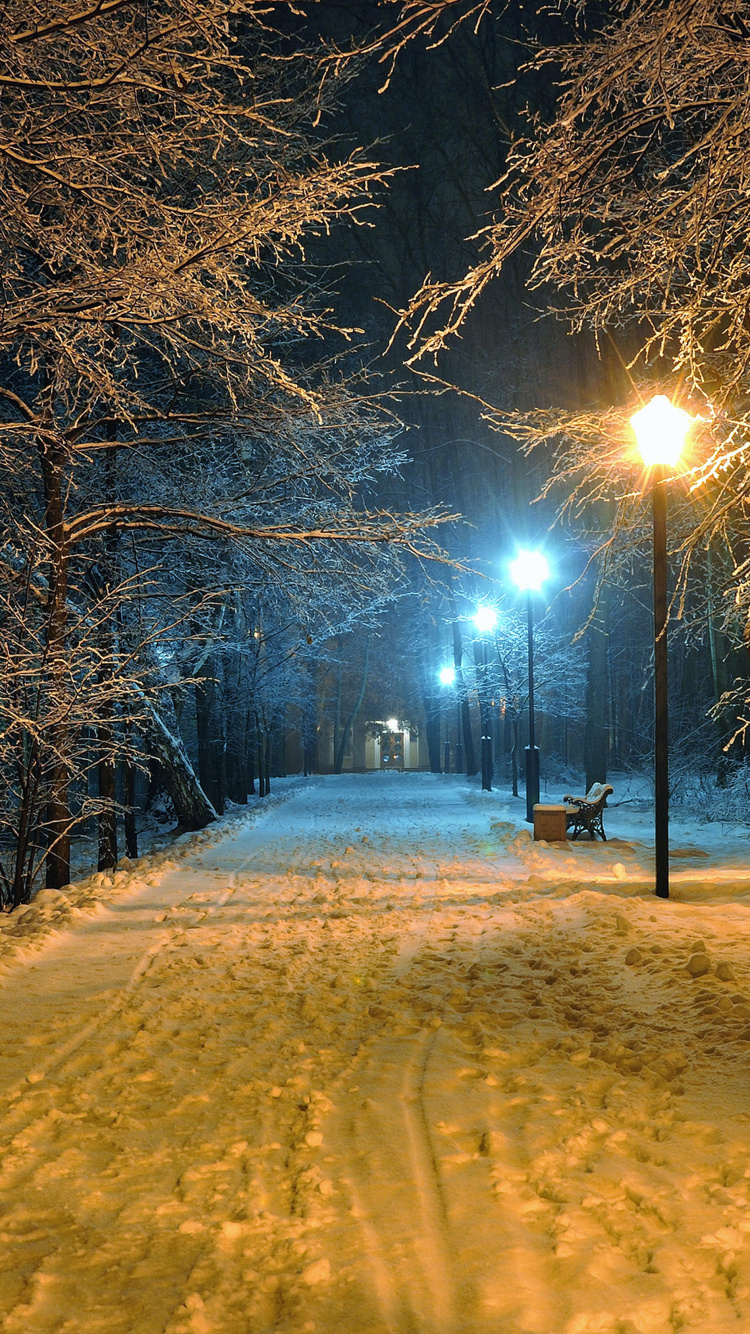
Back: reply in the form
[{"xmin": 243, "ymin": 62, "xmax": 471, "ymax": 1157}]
[{"xmin": 0, "ymin": 781, "xmax": 303, "ymax": 969}]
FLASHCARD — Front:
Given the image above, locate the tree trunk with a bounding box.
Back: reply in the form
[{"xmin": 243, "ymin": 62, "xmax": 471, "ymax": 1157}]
[
  {"xmin": 264, "ymin": 730, "xmax": 271, "ymax": 794},
  {"xmin": 39, "ymin": 430, "xmax": 72, "ymax": 889},
  {"xmin": 510, "ymin": 711, "xmax": 519, "ymax": 798},
  {"xmin": 225, "ymin": 651, "xmax": 248, "ymax": 803},
  {"xmin": 247, "ymin": 713, "xmax": 256, "ymax": 795},
  {"xmin": 255, "ymin": 714, "xmax": 268, "ymax": 797},
  {"xmin": 420, "ymin": 616, "xmax": 442, "ymax": 773},
  {"xmin": 333, "ymin": 650, "xmax": 342, "ymax": 771},
  {"xmin": 123, "ymin": 741, "xmax": 138, "ymax": 860},
  {"xmin": 334, "ymin": 639, "xmax": 370, "ymax": 773},
  {"xmin": 144, "ymin": 697, "xmax": 218, "ymax": 830},
  {"xmin": 271, "ymin": 707, "xmax": 286, "ymax": 778},
  {"xmin": 225, "ymin": 706, "xmax": 248, "ymax": 803},
  {"xmin": 97, "ymin": 433, "xmax": 120, "ymax": 870},
  {"xmin": 584, "ymin": 586, "xmax": 610, "ymax": 791},
  {"xmin": 708, "ymin": 546, "xmax": 740, "ymax": 782},
  {"xmin": 453, "ymin": 622, "xmax": 476, "ymax": 776},
  {"xmin": 424, "ymin": 706, "xmax": 442, "ymax": 773},
  {"xmin": 196, "ymin": 655, "xmax": 225, "ymax": 814},
  {"xmin": 503, "ymin": 704, "xmax": 512, "ymax": 782},
  {"xmin": 9, "ymin": 738, "xmax": 40, "ymax": 907},
  {"xmin": 303, "ymin": 662, "xmax": 318, "ymax": 776},
  {"xmin": 97, "ymin": 712, "xmax": 118, "ymax": 870}
]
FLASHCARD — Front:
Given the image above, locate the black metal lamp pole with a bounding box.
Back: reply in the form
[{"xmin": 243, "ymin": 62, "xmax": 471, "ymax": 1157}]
[
  {"xmin": 525, "ymin": 591, "xmax": 540, "ymax": 821},
  {"xmin": 481, "ymin": 727, "xmax": 493, "ymax": 791},
  {"xmin": 629, "ymin": 393, "xmax": 693, "ymax": 899},
  {"xmin": 652, "ymin": 467, "xmax": 669, "ymax": 899},
  {"xmin": 476, "ymin": 636, "xmax": 493, "ymax": 791}
]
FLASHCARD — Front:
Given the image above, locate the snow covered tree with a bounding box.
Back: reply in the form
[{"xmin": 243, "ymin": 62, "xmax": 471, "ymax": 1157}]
[{"xmin": 0, "ymin": 0, "xmax": 457, "ymax": 900}]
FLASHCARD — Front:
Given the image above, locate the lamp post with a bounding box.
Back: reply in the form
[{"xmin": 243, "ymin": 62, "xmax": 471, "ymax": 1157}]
[
  {"xmin": 473, "ymin": 606, "xmax": 497, "ymax": 791},
  {"xmin": 438, "ymin": 665, "xmax": 456, "ymax": 773},
  {"xmin": 509, "ymin": 549, "xmax": 549, "ymax": 821},
  {"xmin": 630, "ymin": 394, "xmax": 693, "ymax": 900}
]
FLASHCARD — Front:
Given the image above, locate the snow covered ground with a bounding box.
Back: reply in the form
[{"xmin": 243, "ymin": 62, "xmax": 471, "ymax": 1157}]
[{"xmin": 3, "ymin": 772, "xmax": 750, "ymax": 1334}]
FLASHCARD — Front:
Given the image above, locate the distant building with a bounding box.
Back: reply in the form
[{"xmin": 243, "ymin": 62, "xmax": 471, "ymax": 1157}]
[{"xmin": 320, "ymin": 718, "xmax": 428, "ymax": 772}]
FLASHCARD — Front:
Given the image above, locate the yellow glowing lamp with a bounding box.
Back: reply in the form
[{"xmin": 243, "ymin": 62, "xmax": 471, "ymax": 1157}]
[{"xmin": 630, "ymin": 394, "xmax": 693, "ymax": 468}]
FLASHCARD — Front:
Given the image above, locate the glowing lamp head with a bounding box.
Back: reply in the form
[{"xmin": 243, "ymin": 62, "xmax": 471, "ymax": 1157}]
[
  {"xmin": 386, "ymin": 717, "xmax": 399, "ymax": 732},
  {"xmin": 509, "ymin": 549, "xmax": 549, "ymax": 593},
  {"xmin": 473, "ymin": 606, "xmax": 498, "ymax": 634},
  {"xmin": 438, "ymin": 666, "xmax": 456, "ymax": 686},
  {"xmin": 630, "ymin": 394, "xmax": 693, "ymax": 468}
]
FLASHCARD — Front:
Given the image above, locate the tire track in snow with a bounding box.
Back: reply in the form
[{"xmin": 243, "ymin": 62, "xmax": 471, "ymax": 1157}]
[
  {"xmin": 397, "ymin": 1027, "xmax": 458, "ymax": 1334},
  {"xmin": 345, "ymin": 1037, "xmax": 459, "ymax": 1334},
  {"xmin": 315, "ymin": 920, "xmax": 573, "ymax": 1334},
  {"xmin": 365, "ymin": 922, "xmax": 461, "ymax": 1332},
  {"xmin": 324, "ymin": 1020, "xmax": 463, "ymax": 1330},
  {"xmin": 332, "ymin": 1063, "xmax": 452, "ymax": 1334},
  {"xmin": 307, "ymin": 909, "xmax": 462, "ymax": 1334}
]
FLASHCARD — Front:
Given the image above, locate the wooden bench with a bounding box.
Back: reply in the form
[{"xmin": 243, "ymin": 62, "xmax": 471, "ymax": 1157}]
[{"xmin": 562, "ymin": 782, "xmax": 614, "ymax": 841}]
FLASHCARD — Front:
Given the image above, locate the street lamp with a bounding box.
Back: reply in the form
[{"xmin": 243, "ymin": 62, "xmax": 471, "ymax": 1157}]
[
  {"xmin": 473, "ymin": 606, "xmax": 498, "ymax": 635},
  {"xmin": 473, "ymin": 607, "xmax": 498, "ymax": 791},
  {"xmin": 438, "ymin": 665, "xmax": 456, "ymax": 771},
  {"xmin": 509, "ymin": 548, "xmax": 549, "ymax": 821},
  {"xmin": 630, "ymin": 394, "xmax": 693, "ymax": 900}
]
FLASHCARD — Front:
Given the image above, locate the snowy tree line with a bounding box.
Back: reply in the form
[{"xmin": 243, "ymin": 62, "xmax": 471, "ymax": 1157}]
[{"xmin": 0, "ymin": 0, "xmax": 460, "ymax": 904}]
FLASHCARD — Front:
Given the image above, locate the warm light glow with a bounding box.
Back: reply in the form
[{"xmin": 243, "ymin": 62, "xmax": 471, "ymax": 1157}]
[
  {"xmin": 473, "ymin": 606, "xmax": 498, "ymax": 634},
  {"xmin": 509, "ymin": 549, "xmax": 549, "ymax": 592},
  {"xmin": 386, "ymin": 717, "xmax": 399, "ymax": 732},
  {"xmin": 630, "ymin": 394, "xmax": 693, "ymax": 468},
  {"xmin": 438, "ymin": 666, "xmax": 456, "ymax": 686}
]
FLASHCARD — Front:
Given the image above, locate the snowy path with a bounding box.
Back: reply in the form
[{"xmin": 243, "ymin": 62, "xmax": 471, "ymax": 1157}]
[{"xmin": 2, "ymin": 775, "xmax": 750, "ymax": 1333}]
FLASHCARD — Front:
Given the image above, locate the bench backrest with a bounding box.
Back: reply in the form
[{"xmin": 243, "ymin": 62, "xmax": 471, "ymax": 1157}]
[{"xmin": 584, "ymin": 782, "xmax": 614, "ymax": 806}]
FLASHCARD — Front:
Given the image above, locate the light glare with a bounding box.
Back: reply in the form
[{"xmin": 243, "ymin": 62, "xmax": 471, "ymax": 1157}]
[
  {"xmin": 386, "ymin": 717, "xmax": 399, "ymax": 732},
  {"xmin": 438, "ymin": 666, "xmax": 456, "ymax": 686},
  {"xmin": 630, "ymin": 394, "xmax": 693, "ymax": 468},
  {"xmin": 473, "ymin": 606, "xmax": 498, "ymax": 633},
  {"xmin": 509, "ymin": 549, "xmax": 549, "ymax": 592}
]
